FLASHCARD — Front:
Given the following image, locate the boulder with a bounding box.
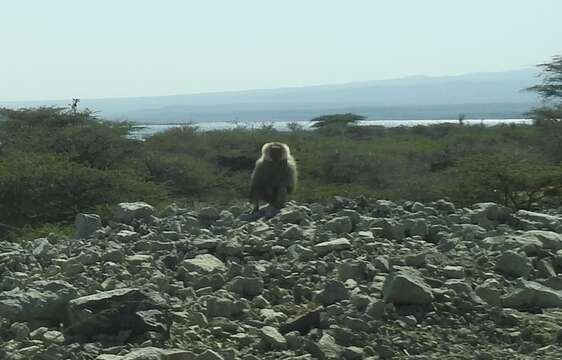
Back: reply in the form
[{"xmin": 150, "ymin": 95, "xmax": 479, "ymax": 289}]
[
  {"xmin": 494, "ymin": 250, "xmax": 533, "ymax": 278},
  {"xmin": 279, "ymin": 307, "xmax": 322, "ymax": 335},
  {"xmin": 502, "ymin": 280, "xmax": 562, "ymax": 309},
  {"xmin": 227, "ymin": 276, "xmax": 264, "ymax": 298},
  {"xmin": 475, "ymin": 279, "xmax": 502, "ymax": 306},
  {"xmin": 67, "ymin": 288, "xmax": 169, "ymax": 338},
  {"xmin": 314, "ymin": 280, "xmax": 349, "ymax": 306},
  {"xmin": 260, "ymin": 326, "xmax": 287, "ymax": 350},
  {"xmin": 382, "ymin": 268, "xmax": 433, "ymax": 305},
  {"xmin": 181, "ymin": 254, "xmax": 227, "ymax": 274},
  {"xmin": 314, "ymin": 238, "xmax": 351, "ymax": 256},
  {"xmin": 114, "ymin": 202, "xmax": 155, "ymax": 223},
  {"xmin": 325, "ymin": 216, "xmax": 353, "ymax": 234},
  {"xmin": 520, "ymin": 230, "xmax": 562, "ymax": 251},
  {"xmin": 0, "ymin": 280, "xmax": 77, "ymax": 323},
  {"xmin": 75, "ymin": 213, "xmax": 102, "ymax": 239}
]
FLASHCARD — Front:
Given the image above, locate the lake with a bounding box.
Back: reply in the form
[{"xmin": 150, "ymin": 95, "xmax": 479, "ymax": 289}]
[{"xmin": 130, "ymin": 118, "xmax": 532, "ymax": 139}]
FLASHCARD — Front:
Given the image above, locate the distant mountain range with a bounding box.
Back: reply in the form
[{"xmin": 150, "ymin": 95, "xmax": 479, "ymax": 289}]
[{"xmin": 0, "ymin": 68, "xmax": 541, "ymax": 123}]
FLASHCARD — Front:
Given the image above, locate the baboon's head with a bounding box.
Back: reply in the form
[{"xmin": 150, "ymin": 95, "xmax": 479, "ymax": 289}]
[{"xmin": 262, "ymin": 142, "xmax": 290, "ymax": 162}]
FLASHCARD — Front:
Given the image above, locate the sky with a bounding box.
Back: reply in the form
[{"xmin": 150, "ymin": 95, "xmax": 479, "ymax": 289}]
[{"xmin": 1, "ymin": 0, "xmax": 561, "ymax": 101}]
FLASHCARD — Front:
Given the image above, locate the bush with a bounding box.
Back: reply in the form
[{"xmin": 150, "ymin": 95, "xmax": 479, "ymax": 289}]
[
  {"xmin": 0, "ymin": 152, "xmax": 167, "ymax": 226},
  {"xmin": 442, "ymin": 150, "xmax": 562, "ymax": 209},
  {"xmin": 0, "ymin": 107, "xmax": 140, "ymax": 169},
  {"xmin": 143, "ymin": 153, "xmax": 222, "ymax": 197}
]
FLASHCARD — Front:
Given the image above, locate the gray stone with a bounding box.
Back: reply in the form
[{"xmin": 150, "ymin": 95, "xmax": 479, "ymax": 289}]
[
  {"xmin": 197, "ymin": 207, "xmax": 221, "ymax": 226},
  {"xmin": 375, "ymin": 219, "xmax": 405, "ymax": 240},
  {"xmin": 481, "ymin": 234, "xmax": 543, "ymax": 255},
  {"xmin": 366, "ymin": 300, "xmax": 386, "ymax": 320},
  {"xmin": 314, "ymin": 238, "xmax": 351, "ymax": 256},
  {"xmin": 67, "ymin": 288, "xmax": 168, "ymax": 338},
  {"xmin": 281, "ymin": 225, "xmax": 305, "ymax": 240},
  {"xmin": 495, "ymin": 250, "xmax": 533, "ymax": 278},
  {"xmin": 536, "ymin": 259, "xmax": 556, "ymax": 278},
  {"xmin": 502, "ymin": 280, "xmax": 562, "ymax": 309},
  {"xmin": 62, "ymin": 257, "xmax": 85, "ymax": 276},
  {"xmin": 9, "ymin": 322, "xmax": 30, "ymax": 341},
  {"xmin": 403, "ymin": 219, "xmax": 428, "ymax": 237},
  {"xmin": 373, "ymin": 256, "xmax": 390, "ymax": 272},
  {"xmin": 182, "ymin": 216, "xmax": 201, "ymax": 234},
  {"xmin": 457, "ymin": 224, "xmax": 487, "ymax": 241},
  {"xmin": 216, "ymin": 240, "xmax": 243, "ymax": 257},
  {"xmin": 342, "ymin": 346, "xmax": 364, "ymax": 360},
  {"xmin": 114, "ymin": 202, "xmax": 155, "ymax": 223},
  {"xmin": 470, "ymin": 202, "xmax": 511, "ymax": 227},
  {"xmin": 279, "ymin": 307, "xmax": 322, "ymax": 335},
  {"xmin": 75, "ymin": 213, "xmax": 102, "ymax": 239},
  {"xmin": 337, "ymin": 260, "xmax": 369, "ymax": 282},
  {"xmin": 114, "ymin": 230, "xmax": 139, "ymax": 242},
  {"xmin": 444, "ymin": 279, "xmax": 482, "ymax": 303},
  {"xmin": 206, "ymin": 296, "xmax": 246, "ymax": 318},
  {"xmin": 314, "ymin": 280, "xmax": 349, "ymax": 306},
  {"xmin": 475, "ymin": 279, "xmax": 502, "ymax": 306},
  {"xmin": 325, "ymin": 216, "xmax": 353, "ymax": 234},
  {"xmin": 316, "ymin": 334, "xmax": 343, "ymax": 360},
  {"xmin": 434, "ymin": 199, "xmax": 456, "ymax": 214},
  {"xmin": 382, "ymin": 268, "xmax": 433, "ymax": 305},
  {"xmin": 227, "ymin": 276, "xmax": 264, "ymax": 298},
  {"xmin": 32, "ymin": 238, "xmax": 55, "ymax": 259},
  {"xmin": 260, "ymin": 326, "xmax": 287, "ymax": 349},
  {"xmin": 515, "ymin": 210, "xmax": 560, "ymax": 230},
  {"xmin": 197, "ymin": 350, "xmax": 225, "ymax": 360},
  {"xmin": 103, "ymin": 244, "xmax": 126, "ymax": 262},
  {"xmin": 520, "ymin": 230, "xmax": 562, "ymax": 251},
  {"xmin": 42, "ymin": 330, "xmax": 65, "ymax": 345},
  {"xmin": 182, "ymin": 254, "xmax": 227, "ymax": 273},
  {"xmin": 112, "ymin": 347, "xmax": 197, "ymax": 360},
  {"xmin": 288, "ymin": 244, "xmax": 314, "ymax": 261},
  {"xmin": 192, "ymin": 238, "xmax": 218, "ymax": 250},
  {"xmin": 279, "ymin": 207, "xmax": 308, "ymax": 224},
  {"xmin": 0, "ymin": 280, "xmax": 77, "ymax": 322},
  {"xmin": 405, "ymin": 253, "xmax": 427, "ymax": 267},
  {"xmin": 443, "ymin": 265, "xmax": 465, "ymax": 279},
  {"xmin": 539, "ymin": 276, "xmax": 562, "ymax": 290}
]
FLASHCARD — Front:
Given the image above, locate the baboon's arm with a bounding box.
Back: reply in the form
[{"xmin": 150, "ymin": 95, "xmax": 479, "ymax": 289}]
[{"xmin": 249, "ymin": 163, "xmax": 267, "ymax": 199}]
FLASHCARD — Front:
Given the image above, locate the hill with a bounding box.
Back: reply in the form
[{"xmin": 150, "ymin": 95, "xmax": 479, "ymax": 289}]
[{"xmin": 0, "ymin": 68, "xmax": 539, "ymax": 123}]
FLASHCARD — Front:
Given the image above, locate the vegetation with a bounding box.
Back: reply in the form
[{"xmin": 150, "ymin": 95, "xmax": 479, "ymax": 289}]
[{"xmin": 1, "ymin": 56, "xmax": 561, "ymax": 240}]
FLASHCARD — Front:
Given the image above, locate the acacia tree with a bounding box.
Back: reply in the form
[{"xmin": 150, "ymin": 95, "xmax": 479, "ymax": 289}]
[
  {"xmin": 310, "ymin": 113, "xmax": 365, "ymax": 135},
  {"xmin": 527, "ymin": 55, "xmax": 562, "ymax": 161},
  {"xmin": 528, "ymin": 55, "xmax": 562, "ymax": 101},
  {"xmin": 527, "ymin": 55, "xmax": 562, "ymax": 122}
]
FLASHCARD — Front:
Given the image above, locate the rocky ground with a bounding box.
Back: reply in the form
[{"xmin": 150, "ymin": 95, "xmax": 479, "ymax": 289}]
[{"xmin": 1, "ymin": 198, "xmax": 562, "ymax": 360}]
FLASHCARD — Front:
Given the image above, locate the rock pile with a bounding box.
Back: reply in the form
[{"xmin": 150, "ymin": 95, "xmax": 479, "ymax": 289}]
[{"xmin": 1, "ymin": 199, "xmax": 562, "ymax": 359}]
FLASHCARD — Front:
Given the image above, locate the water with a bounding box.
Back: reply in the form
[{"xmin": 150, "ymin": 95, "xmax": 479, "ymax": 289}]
[{"xmin": 130, "ymin": 118, "xmax": 532, "ymax": 139}]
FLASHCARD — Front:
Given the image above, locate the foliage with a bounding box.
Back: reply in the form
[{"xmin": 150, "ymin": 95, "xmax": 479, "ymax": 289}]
[
  {"xmin": 0, "ymin": 151, "xmax": 167, "ymax": 226},
  {"xmin": 0, "ymin": 107, "xmax": 141, "ymax": 169},
  {"xmin": 2, "ymin": 223, "xmax": 74, "ymax": 243},
  {"xmin": 526, "ymin": 55, "xmax": 562, "ymax": 163},
  {"xmin": 527, "ymin": 55, "xmax": 562, "ymax": 101},
  {"xmin": 2, "ymin": 106, "xmax": 562, "ymax": 240},
  {"xmin": 310, "ymin": 113, "xmax": 365, "ymax": 134},
  {"xmin": 143, "ymin": 152, "xmax": 222, "ymax": 197},
  {"xmin": 443, "ymin": 150, "xmax": 562, "ymax": 208}
]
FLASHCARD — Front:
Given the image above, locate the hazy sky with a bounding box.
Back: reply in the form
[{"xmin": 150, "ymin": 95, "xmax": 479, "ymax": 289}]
[{"xmin": 1, "ymin": 0, "xmax": 561, "ymax": 101}]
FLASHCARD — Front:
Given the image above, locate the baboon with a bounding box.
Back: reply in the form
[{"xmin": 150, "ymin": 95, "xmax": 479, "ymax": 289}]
[{"xmin": 250, "ymin": 142, "xmax": 297, "ymax": 212}]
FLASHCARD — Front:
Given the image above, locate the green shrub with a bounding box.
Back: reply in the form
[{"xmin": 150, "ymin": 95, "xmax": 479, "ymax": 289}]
[
  {"xmin": 0, "ymin": 151, "xmax": 167, "ymax": 226},
  {"xmin": 143, "ymin": 152, "xmax": 223, "ymax": 197},
  {"xmin": 442, "ymin": 150, "xmax": 562, "ymax": 209}
]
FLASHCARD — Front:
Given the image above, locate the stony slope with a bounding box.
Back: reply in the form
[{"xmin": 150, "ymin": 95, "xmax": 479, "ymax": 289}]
[{"xmin": 1, "ymin": 198, "xmax": 562, "ymax": 360}]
